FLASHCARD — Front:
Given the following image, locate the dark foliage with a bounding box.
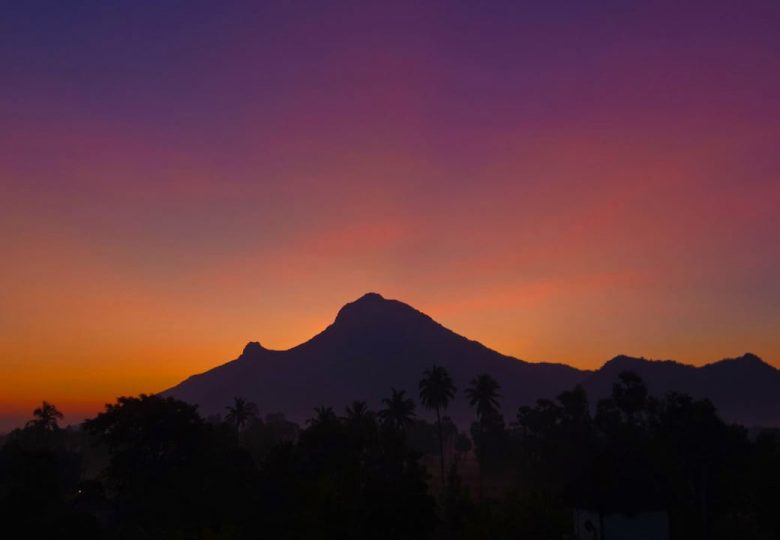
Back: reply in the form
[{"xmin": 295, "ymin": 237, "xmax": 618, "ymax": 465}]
[
  {"xmin": 3, "ymin": 369, "xmax": 780, "ymax": 539},
  {"xmin": 82, "ymin": 394, "xmax": 259, "ymax": 539},
  {"xmin": 0, "ymin": 418, "xmax": 92, "ymax": 538}
]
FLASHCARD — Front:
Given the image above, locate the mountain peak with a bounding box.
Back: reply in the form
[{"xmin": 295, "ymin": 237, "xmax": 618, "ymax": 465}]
[
  {"xmin": 737, "ymin": 352, "xmax": 764, "ymax": 364},
  {"xmin": 332, "ymin": 292, "xmax": 433, "ymax": 330},
  {"xmin": 334, "ymin": 292, "xmax": 394, "ymax": 320},
  {"xmin": 354, "ymin": 292, "xmax": 386, "ymax": 303},
  {"xmin": 600, "ymin": 355, "xmax": 688, "ymax": 372},
  {"xmin": 603, "ymin": 355, "xmax": 645, "ymax": 368},
  {"xmin": 710, "ymin": 352, "xmax": 770, "ymax": 369},
  {"xmin": 163, "ymin": 293, "xmax": 780, "ymax": 428},
  {"xmin": 241, "ymin": 341, "xmax": 266, "ymax": 357}
]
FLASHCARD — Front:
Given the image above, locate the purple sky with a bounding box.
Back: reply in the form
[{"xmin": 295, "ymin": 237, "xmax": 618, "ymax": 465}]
[{"xmin": 1, "ymin": 0, "xmax": 779, "ymax": 429}]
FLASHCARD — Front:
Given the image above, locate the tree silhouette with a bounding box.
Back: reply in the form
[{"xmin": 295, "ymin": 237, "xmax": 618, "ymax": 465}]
[
  {"xmin": 345, "ymin": 401, "xmax": 376, "ymax": 443},
  {"xmin": 596, "ymin": 371, "xmax": 656, "ymax": 437},
  {"xmin": 465, "ymin": 374, "xmax": 500, "ymax": 420},
  {"xmin": 25, "ymin": 401, "xmax": 63, "ymax": 431},
  {"xmin": 378, "ymin": 388, "xmax": 416, "ymax": 433},
  {"xmin": 2, "ymin": 402, "xmax": 82, "ymax": 537},
  {"xmin": 82, "ymin": 394, "xmax": 257, "ymax": 537},
  {"xmin": 345, "ymin": 400, "xmax": 369, "ymax": 421},
  {"xmin": 454, "ymin": 432, "xmax": 472, "ymax": 462},
  {"xmin": 7, "ymin": 379, "xmax": 780, "ymax": 539},
  {"xmin": 225, "ymin": 397, "xmax": 259, "ymax": 435},
  {"xmin": 466, "ymin": 374, "xmax": 501, "ymax": 496},
  {"xmin": 309, "ymin": 406, "xmax": 339, "ymax": 428},
  {"xmin": 419, "ymin": 365, "xmax": 456, "ymax": 487}
]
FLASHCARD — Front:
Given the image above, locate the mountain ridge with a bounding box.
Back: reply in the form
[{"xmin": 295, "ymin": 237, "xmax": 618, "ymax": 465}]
[{"xmin": 163, "ymin": 293, "xmax": 780, "ymax": 426}]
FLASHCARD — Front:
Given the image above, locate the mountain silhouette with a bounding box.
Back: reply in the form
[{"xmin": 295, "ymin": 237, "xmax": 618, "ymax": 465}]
[
  {"xmin": 582, "ymin": 352, "xmax": 780, "ymax": 426},
  {"xmin": 162, "ymin": 293, "xmax": 780, "ymax": 426}
]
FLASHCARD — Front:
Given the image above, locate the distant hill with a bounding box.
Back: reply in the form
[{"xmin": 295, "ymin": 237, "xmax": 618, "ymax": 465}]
[
  {"xmin": 162, "ymin": 293, "xmax": 780, "ymax": 427},
  {"xmin": 582, "ymin": 353, "xmax": 780, "ymax": 427}
]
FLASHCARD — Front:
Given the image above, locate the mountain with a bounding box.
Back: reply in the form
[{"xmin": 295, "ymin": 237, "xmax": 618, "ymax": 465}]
[
  {"xmin": 582, "ymin": 353, "xmax": 780, "ymax": 427},
  {"xmin": 162, "ymin": 293, "xmax": 780, "ymax": 427},
  {"xmin": 162, "ymin": 293, "xmax": 584, "ymax": 423}
]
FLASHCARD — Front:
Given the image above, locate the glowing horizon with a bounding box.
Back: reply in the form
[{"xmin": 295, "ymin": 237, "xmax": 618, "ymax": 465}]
[{"xmin": 2, "ymin": 1, "xmax": 780, "ymax": 430}]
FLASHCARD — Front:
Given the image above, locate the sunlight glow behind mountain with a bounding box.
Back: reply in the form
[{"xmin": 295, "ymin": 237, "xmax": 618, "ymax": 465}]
[{"xmin": 1, "ymin": 1, "xmax": 779, "ymax": 429}]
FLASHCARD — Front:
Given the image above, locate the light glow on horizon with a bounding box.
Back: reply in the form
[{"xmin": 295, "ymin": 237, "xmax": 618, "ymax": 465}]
[{"xmin": 2, "ymin": 1, "xmax": 780, "ymax": 430}]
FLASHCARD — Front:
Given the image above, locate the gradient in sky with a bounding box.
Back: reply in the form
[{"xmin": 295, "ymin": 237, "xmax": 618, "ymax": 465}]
[{"xmin": 1, "ymin": 0, "xmax": 779, "ymax": 430}]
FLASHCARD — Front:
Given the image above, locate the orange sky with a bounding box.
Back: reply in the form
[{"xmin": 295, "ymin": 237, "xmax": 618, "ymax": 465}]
[{"xmin": 2, "ymin": 1, "xmax": 780, "ymax": 430}]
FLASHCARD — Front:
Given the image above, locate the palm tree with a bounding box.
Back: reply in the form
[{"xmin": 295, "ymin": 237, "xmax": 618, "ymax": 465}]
[
  {"xmin": 345, "ymin": 400, "xmax": 369, "ymax": 421},
  {"xmin": 345, "ymin": 400, "xmax": 374, "ymax": 433},
  {"xmin": 466, "ymin": 373, "xmax": 501, "ymax": 497},
  {"xmin": 378, "ymin": 388, "xmax": 416, "ymax": 432},
  {"xmin": 225, "ymin": 397, "xmax": 259, "ymax": 434},
  {"xmin": 26, "ymin": 401, "xmax": 63, "ymax": 430},
  {"xmin": 419, "ymin": 365, "xmax": 456, "ymax": 487},
  {"xmin": 308, "ymin": 405, "xmax": 338, "ymax": 428},
  {"xmin": 465, "ymin": 373, "xmax": 501, "ymax": 421}
]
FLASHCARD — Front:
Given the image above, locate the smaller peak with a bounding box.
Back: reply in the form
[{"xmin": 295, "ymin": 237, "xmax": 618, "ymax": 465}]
[
  {"xmin": 604, "ymin": 354, "xmax": 643, "ymax": 366},
  {"xmin": 715, "ymin": 352, "xmax": 769, "ymax": 368},
  {"xmin": 602, "ymin": 355, "xmax": 683, "ymax": 371},
  {"xmin": 242, "ymin": 341, "xmax": 266, "ymax": 356}
]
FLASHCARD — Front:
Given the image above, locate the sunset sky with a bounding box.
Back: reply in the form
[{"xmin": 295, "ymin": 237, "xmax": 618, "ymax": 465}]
[{"xmin": 2, "ymin": 1, "xmax": 780, "ymax": 430}]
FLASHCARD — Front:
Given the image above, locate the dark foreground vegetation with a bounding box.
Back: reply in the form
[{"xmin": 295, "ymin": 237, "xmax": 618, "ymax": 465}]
[{"xmin": 2, "ymin": 368, "xmax": 779, "ymax": 540}]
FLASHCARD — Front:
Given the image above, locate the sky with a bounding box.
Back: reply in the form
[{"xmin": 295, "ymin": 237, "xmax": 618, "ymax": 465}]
[{"xmin": 1, "ymin": 0, "xmax": 780, "ymax": 430}]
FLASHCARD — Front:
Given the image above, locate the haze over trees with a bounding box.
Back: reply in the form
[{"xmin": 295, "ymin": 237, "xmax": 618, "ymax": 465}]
[{"xmin": 2, "ymin": 365, "xmax": 780, "ymax": 539}]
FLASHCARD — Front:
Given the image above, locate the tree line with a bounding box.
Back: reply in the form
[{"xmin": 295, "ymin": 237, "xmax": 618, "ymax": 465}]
[{"xmin": 1, "ymin": 367, "xmax": 779, "ymax": 539}]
